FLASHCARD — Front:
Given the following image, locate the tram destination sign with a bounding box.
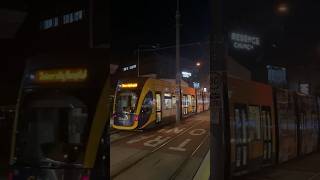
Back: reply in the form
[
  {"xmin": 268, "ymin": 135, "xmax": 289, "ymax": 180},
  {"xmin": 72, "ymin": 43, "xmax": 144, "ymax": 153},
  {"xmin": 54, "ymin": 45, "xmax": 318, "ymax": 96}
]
[
  {"xmin": 34, "ymin": 68, "xmax": 88, "ymax": 83},
  {"xmin": 119, "ymin": 83, "xmax": 138, "ymax": 88}
]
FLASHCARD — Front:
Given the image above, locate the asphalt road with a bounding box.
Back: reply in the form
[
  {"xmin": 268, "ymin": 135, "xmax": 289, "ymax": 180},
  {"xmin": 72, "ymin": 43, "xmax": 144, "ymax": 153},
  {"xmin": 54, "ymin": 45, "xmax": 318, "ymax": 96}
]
[
  {"xmin": 234, "ymin": 152, "xmax": 320, "ymax": 180},
  {"xmin": 110, "ymin": 111, "xmax": 210, "ymax": 180}
]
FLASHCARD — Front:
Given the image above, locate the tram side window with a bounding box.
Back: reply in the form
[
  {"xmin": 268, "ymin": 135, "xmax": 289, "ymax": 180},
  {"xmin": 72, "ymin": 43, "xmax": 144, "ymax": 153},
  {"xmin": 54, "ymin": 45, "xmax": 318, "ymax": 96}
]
[
  {"xmin": 248, "ymin": 105, "xmax": 261, "ymax": 140},
  {"xmin": 68, "ymin": 108, "xmax": 88, "ymax": 144},
  {"xmin": 164, "ymin": 93, "xmax": 172, "ymax": 110},
  {"xmin": 191, "ymin": 95, "xmax": 196, "ymax": 112},
  {"xmin": 142, "ymin": 92, "xmax": 153, "ymax": 114},
  {"xmin": 140, "ymin": 92, "xmax": 153, "ymax": 125},
  {"xmin": 172, "ymin": 96, "xmax": 176, "ymax": 108},
  {"xmin": 187, "ymin": 95, "xmax": 192, "ymax": 107}
]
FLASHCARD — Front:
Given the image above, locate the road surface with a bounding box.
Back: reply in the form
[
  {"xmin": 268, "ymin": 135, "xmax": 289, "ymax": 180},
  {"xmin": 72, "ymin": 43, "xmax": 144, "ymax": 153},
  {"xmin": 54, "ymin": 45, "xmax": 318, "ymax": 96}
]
[{"xmin": 110, "ymin": 111, "xmax": 210, "ymax": 180}]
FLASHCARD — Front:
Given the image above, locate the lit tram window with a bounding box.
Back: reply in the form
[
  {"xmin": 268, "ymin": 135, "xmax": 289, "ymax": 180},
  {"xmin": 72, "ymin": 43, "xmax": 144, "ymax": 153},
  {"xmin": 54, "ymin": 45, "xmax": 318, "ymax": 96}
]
[{"xmin": 40, "ymin": 17, "xmax": 59, "ymax": 30}]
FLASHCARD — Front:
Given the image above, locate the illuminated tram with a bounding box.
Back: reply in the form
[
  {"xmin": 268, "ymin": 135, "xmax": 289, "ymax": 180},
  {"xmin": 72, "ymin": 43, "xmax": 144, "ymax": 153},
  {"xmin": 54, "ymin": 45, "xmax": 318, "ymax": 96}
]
[
  {"xmin": 9, "ymin": 56, "xmax": 110, "ymax": 180},
  {"xmin": 112, "ymin": 78, "xmax": 209, "ymax": 130},
  {"xmin": 228, "ymin": 77, "xmax": 320, "ymax": 176}
]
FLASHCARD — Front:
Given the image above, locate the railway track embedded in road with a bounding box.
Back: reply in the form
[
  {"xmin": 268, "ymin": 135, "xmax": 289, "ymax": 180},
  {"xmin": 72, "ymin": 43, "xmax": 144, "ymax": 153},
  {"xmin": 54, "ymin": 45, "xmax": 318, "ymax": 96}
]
[{"xmin": 110, "ymin": 119, "xmax": 208, "ymax": 179}]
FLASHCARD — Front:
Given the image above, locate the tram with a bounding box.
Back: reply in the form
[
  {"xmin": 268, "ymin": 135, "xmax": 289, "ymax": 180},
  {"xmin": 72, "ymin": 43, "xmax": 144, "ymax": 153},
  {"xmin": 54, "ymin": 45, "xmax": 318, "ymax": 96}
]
[
  {"xmin": 228, "ymin": 77, "xmax": 320, "ymax": 176},
  {"xmin": 9, "ymin": 53, "xmax": 110, "ymax": 180},
  {"xmin": 112, "ymin": 78, "xmax": 209, "ymax": 130}
]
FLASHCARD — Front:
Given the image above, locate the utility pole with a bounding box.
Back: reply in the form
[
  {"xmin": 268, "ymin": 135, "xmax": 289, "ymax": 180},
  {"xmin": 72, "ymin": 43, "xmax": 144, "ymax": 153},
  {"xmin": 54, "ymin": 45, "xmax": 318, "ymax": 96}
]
[
  {"xmin": 89, "ymin": 0, "xmax": 93, "ymax": 48},
  {"xmin": 176, "ymin": 0, "xmax": 182, "ymax": 123},
  {"xmin": 137, "ymin": 48, "xmax": 140, "ymax": 77},
  {"xmin": 210, "ymin": 0, "xmax": 231, "ymax": 179}
]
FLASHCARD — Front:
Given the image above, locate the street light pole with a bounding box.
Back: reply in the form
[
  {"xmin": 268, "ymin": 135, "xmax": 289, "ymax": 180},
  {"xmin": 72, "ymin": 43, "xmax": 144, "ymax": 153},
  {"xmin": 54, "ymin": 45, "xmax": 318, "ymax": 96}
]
[{"xmin": 176, "ymin": 0, "xmax": 182, "ymax": 123}]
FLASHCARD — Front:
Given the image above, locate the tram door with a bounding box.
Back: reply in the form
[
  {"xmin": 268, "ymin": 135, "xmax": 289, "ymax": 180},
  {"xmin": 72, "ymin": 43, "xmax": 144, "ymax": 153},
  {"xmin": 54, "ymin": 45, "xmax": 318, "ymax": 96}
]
[
  {"xmin": 234, "ymin": 104, "xmax": 249, "ymax": 169},
  {"xmin": 261, "ymin": 107, "xmax": 273, "ymax": 163},
  {"xmin": 298, "ymin": 111, "xmax": 306, "ymax": 155},
  {"xmin": 155, "ymin": 92, "xmax": 162, "ymax": 123}
]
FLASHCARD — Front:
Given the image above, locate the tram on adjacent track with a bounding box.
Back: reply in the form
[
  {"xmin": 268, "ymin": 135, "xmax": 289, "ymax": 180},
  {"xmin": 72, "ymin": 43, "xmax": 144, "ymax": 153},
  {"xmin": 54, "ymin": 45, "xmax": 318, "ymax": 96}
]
[
  {"xmin": 111, "ymin": 78, "xmax": 209, "ymax": 130},
  {"xmin": 227, "ymin": 77, "xmax": 320, "ymax": 176}
]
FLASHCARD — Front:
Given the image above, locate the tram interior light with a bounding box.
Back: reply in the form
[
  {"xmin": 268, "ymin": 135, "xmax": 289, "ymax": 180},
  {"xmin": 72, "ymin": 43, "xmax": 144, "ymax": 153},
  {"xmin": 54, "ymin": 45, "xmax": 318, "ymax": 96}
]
[{"xmin": 81, "ymin": 175, "xmax": 89, "ymax": 180}]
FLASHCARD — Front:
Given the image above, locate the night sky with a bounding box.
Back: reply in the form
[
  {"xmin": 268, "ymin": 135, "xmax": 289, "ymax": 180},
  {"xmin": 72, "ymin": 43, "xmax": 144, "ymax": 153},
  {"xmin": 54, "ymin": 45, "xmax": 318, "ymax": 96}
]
[
  {"xmin": 0, "ymin": 0, "xmax": 320, "ymax": 104},
  {"xmin": 112, "ymin": 0, "xmax": 320, "ymax": 67},
  {"xmin": 111, "ymin": 0, "xmax": 210, "ymax": 54}
]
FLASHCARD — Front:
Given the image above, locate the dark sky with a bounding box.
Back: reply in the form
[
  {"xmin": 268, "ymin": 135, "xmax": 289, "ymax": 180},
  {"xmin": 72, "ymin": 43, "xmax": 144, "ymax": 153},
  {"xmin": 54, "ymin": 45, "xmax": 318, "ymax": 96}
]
[
  {"xmin": 1, "ymin": 0, "xmax": 320, "ymax": 72},
  {"xmin": 111, "ymin": 0, "xmax": 210, "ymax": 54},
  {"xmin": 225, "ymin": 0, "xmax": 320, "ymax": 66},
  {"xmin": 112, "ymin": 0, "xmax": 320, "ymax": 67}
]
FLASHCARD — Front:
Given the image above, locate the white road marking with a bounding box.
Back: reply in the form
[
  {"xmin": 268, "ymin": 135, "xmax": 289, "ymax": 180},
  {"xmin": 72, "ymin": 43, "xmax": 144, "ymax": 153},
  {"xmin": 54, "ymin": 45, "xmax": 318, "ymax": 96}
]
[
  {"xmin": 169, "ymin": 139, "xmax": 192, "ymax": 152},
  {"xmin": 189, "ymin": 129, "xmax": 206, "ymax": 136},
  {"xmin": 126, "ymin": 135, "xmax": 154, "ymax": 144},
  {"xmin": 144, "ymin": 136, "xmax": 171, "ymax": 147},
  {"xmin": 158, "ymin": 127, "xmax": 187, "ymax": 134}
]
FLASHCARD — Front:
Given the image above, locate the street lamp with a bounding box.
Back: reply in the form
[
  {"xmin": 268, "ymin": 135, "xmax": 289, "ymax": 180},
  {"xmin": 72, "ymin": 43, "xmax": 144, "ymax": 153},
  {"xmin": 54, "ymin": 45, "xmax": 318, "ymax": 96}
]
[
  {"xmin": 275, "ymin": 2, "xmax": 290, "ymax": 16},
  {"xmin": 196, "ymin": 62, "xmax": 201, "ymax": 67}
]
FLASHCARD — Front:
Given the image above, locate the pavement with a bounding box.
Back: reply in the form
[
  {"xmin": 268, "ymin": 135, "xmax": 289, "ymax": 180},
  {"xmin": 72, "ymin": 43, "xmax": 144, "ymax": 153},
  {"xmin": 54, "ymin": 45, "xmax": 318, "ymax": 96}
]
[
  {"xmin": 110, "ymin": 111, "xmax": 210, "ymax": 180},
  {"xmin": 234, "ymin": 152, "xmax": 320, "ymax": 180}
]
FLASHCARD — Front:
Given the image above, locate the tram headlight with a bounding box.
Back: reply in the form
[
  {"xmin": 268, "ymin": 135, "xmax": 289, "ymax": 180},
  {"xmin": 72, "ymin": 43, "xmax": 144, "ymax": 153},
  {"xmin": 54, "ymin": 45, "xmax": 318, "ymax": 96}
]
[
  {"xmin": 80, "ymin": 169, "xmax": 90, "ymax": 180},
  {"xmin": 8, "ymin": 172, "xmax": 13, "ymax": 180},
  {"xmin": 133, "ymin": 115, "xmax": 139, "ymax": 122},
  {"xmin": 81, "ymin": 175, "xmax": 89, "ymax": 180}
]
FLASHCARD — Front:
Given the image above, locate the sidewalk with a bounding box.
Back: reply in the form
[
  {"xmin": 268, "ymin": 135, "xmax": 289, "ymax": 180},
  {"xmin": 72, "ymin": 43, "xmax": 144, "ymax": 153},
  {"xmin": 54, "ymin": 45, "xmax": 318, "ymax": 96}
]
[
  {"xmin": 234, "ymin": 152, "xmax": 320, "ymax": 180},
  {"xmin": 193, "ymin": 150, "xmax": 210, "ymax": 180}
]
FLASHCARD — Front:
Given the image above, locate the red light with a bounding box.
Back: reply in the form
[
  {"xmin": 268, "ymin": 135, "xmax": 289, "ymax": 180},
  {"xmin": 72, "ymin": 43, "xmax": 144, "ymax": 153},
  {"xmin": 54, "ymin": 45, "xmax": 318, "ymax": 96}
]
[
  {"xmin": 81, "ymin": 175, "xmax": 89, "ymax": 180},
  {"xmin": 8, "ymin": 172, "xmax": 13, "ymax": 180},
  {"xmin": 134, "ymin": 115, "xmax": 139, "ymax": 122}
]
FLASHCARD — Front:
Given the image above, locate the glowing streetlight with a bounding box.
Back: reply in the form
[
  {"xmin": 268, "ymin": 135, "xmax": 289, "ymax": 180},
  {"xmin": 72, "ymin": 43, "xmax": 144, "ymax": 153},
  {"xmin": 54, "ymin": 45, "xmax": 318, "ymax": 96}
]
[
  {"xmin": 196, "ymin": 62, "xmax": 201, "ymax": 67},
  {"xmin": 276, "ymin": 3, "xmax": 290, "ymax": 15}
]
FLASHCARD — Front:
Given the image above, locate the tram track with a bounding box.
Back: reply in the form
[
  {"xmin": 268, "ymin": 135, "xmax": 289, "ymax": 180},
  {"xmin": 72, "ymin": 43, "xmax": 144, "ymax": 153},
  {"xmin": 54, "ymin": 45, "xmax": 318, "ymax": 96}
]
[
  {"xmin": 110, "ymin": 119, "xmax": 207, "ymax": 179},
  {"xmin": 110, "ymin": 117, "xmax": 198, "ymax": 144},
  {"xmin": 169, "ymin": 134, "xmax": 210, "ymax": 180}
]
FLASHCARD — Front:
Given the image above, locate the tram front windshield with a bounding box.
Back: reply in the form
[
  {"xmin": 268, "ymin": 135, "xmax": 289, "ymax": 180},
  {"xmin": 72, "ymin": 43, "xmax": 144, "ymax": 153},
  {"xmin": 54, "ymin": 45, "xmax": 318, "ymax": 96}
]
[
  {"xmin": 15, "ymin": 97, "xmax": 88, "ymax": 167},
  {"xmin": 115, "ymin": 91, "xmax": 138, "ymax": 114}
]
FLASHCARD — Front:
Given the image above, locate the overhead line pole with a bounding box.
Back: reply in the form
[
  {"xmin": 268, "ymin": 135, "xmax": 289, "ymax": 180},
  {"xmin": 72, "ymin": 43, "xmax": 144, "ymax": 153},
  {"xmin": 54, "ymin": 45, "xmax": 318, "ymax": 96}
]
[
  {"xmin": 210, "ymin": 0, "xmax": 231, "ymax": 179},
  {"xmin": 176, "ymin": 0, "xmax": 182, "ymax": 123}
]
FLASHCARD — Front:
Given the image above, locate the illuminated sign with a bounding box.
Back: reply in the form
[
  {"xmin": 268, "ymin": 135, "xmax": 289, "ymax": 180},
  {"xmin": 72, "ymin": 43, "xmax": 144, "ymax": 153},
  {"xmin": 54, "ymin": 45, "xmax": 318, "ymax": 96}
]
[
  {"xmin": 35, "ymin": 68, "xmax": 88, "ymax": 83},
  {"xmin": 193, "ymin": 82, "xmax": 200, "ymax": 89},
  {"xmin": 119, "ymin": 83, "xmax": 138, "ymax": 88},
  {"xmin": 230, "ymin": 32, "xmax": 260, "ymax": 51},
  {"xmin": 267, "ymin": 65, "xmax": 287, "ymax": 87},
  {"xmin": 123, "ymin": 64, "xmax": 137, "ymax": 72},
  {"xmin": 182, "ymin": 71, "xmax": 192, "ymax": 78}
]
